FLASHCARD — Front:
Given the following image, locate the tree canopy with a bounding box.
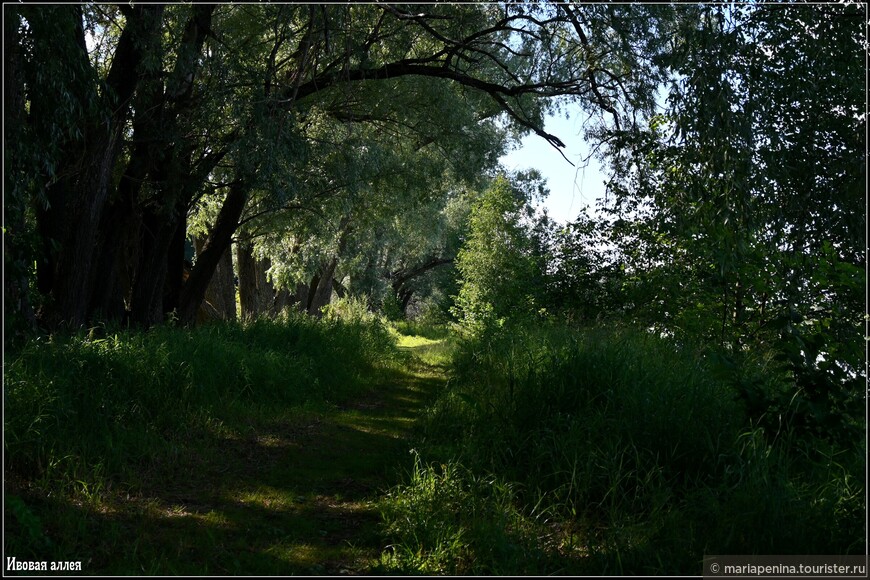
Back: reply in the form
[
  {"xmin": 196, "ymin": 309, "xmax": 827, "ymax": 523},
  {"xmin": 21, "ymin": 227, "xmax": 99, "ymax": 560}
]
[
  {"xmin": 5, "ymin": 4, "xmax": 864, "ymax": 424},
  {"xmin": 5, "ymin": 2, "xmax": 677, "ymax": 331}
]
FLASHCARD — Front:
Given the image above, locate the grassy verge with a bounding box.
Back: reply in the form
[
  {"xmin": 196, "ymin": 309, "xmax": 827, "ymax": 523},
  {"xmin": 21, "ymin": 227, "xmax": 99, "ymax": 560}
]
[
  {"xmin": 4, "ymin": 310, "xmax": 430, "ymax": 574},
  {"xmin": 377, "ymin": 321, "xmax": 866, "ymax": 574}
]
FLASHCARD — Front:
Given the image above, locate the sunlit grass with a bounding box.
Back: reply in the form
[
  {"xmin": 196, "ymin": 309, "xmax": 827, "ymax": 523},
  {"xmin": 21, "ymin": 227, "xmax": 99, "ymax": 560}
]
[{"xmin": 4, "ymin": 315, "xmax": 449, "ymax": 574}]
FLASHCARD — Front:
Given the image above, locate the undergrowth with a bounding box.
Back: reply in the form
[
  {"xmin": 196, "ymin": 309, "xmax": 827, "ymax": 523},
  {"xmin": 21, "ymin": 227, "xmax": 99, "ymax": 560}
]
[
  {"xmin": 5, "ymin": 309, "xmax": 397, "ymax": 562},
  {"xmin": 378, "ymin": 320, "xmax": 866, "ymax": 574}
]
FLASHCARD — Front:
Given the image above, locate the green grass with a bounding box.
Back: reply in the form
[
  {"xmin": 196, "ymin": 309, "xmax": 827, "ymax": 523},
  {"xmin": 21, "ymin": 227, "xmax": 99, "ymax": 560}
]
[
  {"xmin": 5, "ymin": 316, "xmax": 864, "ymax": 575},
  {"xmin": 4, "ymin": 313, "xmax": 448, "ymax": 574},
  {"xmin": 375, "ymin": 452, "xmax": 555, "ymax": 575},
  {"xmin": 378, "ymin": 320, "xmax": 866, "ymax": 574}
]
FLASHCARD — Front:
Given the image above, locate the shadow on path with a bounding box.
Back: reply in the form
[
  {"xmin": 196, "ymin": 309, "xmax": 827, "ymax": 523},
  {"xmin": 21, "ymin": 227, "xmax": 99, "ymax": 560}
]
[{"xmin": 14, "ymin": 343, "xmax": 447, "ymax": 575}]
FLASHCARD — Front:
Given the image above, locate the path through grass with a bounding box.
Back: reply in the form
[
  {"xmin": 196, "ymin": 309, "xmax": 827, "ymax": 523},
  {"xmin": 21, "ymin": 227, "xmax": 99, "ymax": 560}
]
[{"xmin": 6, "ymin": 335, "xmax": 448, "ymax": 575}]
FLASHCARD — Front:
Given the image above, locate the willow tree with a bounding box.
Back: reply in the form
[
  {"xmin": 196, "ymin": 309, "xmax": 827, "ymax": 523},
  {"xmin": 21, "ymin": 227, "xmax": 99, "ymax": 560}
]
[
  {"xmin": 6, "ymin": 2, "xmax": 676, "ymax": 329},
  {"xmin": 593, "ymin": 2, "xmax": 864, "ymax": 443}
]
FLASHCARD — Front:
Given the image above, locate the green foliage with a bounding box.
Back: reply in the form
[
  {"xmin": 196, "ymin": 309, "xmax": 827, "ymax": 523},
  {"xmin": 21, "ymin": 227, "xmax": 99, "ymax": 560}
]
[
  {"xmin": 4, "ymin": 316, "xmax": 397, "ymax": 497},
  {"xmin": 377, "ymin": 452, "xmax": 550, "ymax": 575},
  {"xmin": 452, "ymin": 176, "xmax": 544, "ymax": 334},
  {"xmin": 580, "ymin": 3, "xmax": 865, "ymax": 463},
  {"xmin": 402, "ymin": 322, "xmax": 865, "ymax": 573}
]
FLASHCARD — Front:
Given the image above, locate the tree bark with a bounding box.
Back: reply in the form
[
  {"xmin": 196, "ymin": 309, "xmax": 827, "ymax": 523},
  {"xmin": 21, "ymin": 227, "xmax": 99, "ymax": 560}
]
[
  {"xmin": 272, "ymin": 287, "xmax": 292, "ymax": 316},
  {"xmin": 130, "ymin": 208, "xmax": 179, "ymax": 327},
  {"xmin": 308, "ymin": 257, "xmax": 339, "ymax": 317},
  {"xmin": 237, "ymin": 241, "xmax": 260, "ymax": 321},
  {"xmin": 88, "ymin": 35, "xmax": 166, "ymax": 323},
  {"xmin": 178, "ymin": 180, "xmax": 248, "ymax": 326},
  {"xmin": 237, "ymin": 243, "xmax": 281, "ymax": 320},
  {"xmin": 399, "ymin": 288, "xmax": 414, "ymax": 316},
  {"xmin": 292, "ymin": 282, "xmax": 310, "ymax": 313},
  {"xmin": 194, "ymin": 236, "xmax": 237, "ymax": 320},
  {"xmin": 48, "ymin": 6, "xmax": 164, "ymax": 328}
]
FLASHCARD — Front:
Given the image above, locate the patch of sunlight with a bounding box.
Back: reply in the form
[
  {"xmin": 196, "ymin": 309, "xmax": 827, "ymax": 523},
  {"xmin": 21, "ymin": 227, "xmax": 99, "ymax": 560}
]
[
  {"xmin": 311, "ymin": 496, "xmax": 373, "ymax": 513},
  {"xmin": 164, "ymin": 504, "xmax": 195, "ymax": 518},
  {"xmin": 200, "ymin": 510, "xmax": 232, "ymax": 527},
  {"xmin": 265, "ymin": 543, "xmax": 334, "ymax": 565},
  {"xmin": 336, "ymin": 419, "xmax": 403, "ymax": 440},
  {"xmin": 255, "ymin": 433, "xmax": 299, "ymax": 448},
  {"xmin": 396, "ymin": 334, "xmax": 443, "ymax": 349},
  {"xmin": 232, "ymin": 487, "xmax": 295, "ymax": 511}
]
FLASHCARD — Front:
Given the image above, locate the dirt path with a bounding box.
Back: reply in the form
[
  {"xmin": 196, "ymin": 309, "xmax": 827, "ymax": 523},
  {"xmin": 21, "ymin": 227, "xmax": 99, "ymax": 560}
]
[{"xmin": 81, "ymin": 343, "xmax": 448, "ymax": 575}]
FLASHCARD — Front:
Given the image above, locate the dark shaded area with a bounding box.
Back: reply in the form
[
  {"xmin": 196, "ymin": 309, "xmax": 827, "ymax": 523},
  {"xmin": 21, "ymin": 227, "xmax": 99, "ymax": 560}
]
[{"xmin": 5, "ymin": 353, "xmax": 445, "ymax": 575}]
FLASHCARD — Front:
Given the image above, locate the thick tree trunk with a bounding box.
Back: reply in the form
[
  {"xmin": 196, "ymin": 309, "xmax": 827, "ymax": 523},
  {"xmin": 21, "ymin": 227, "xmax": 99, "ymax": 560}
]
[
  {"xmin": 3, "ymin": 6, "xmax": 37, "ymax": 334},
  {"xmin": 237, "ymin": 241, "xmax": 260, "ymax": 321},
  {"xmin": 308, "ymin": 257, "xmax": 339, "ymax": 317},
  {"xmin": 399, "ymin": 288, "xmax": 414, "ymax": 316},
  {"xmin": 238, "ymin": 242, "xmax": 285, "ymax": 320},
  {"xmin": 88, "ymin": 42, "xmax": 166, "ymax": 323},
  {"xmin": 292, "ymin": 283, "xmax": 310, "ymax": 313},
  {"xmin": 90, "ymin": 4, "xmax": 214, "ymax": 327},
  {"xmin": 332, "ymin": 277, "xmax": 348, "ymax": 300},
  {"xmin": 178, "ymin": 181, "xmax": 248, "ymax": 326},
  {"xmin": 130, "ymin": 209, "xmax": 178, "ymax": 327},
  {"xmin": 88, "ymin": 182, "xmax": 142, "ymax": 323},
  {"xmin": 194, "ymin": 236, "xmax": 236, "ymax": 320},
  {"xmin": 53, "ymin": 131, "xmax": 126, "ymax": 327},
  {"xmin": 164, "ymin": 215, "xmax": 188, "ymax": 315},
  {"xmin": 51, "ymin": 6, "xmax": 164, "ymax": 328},
  {"xmin": 273, "ymin": 287, "xmax": 291, "ymax": 316},
  {"xmin": 306, "ymin": 274, "xmax": 321, "ymax": 313}
]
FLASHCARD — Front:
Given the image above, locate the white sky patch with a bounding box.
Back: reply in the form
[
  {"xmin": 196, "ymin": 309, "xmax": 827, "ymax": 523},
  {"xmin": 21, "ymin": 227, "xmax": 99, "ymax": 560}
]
[{"xmin": 499, "ymin": 107, "xmax": 608, "ymax": 224}]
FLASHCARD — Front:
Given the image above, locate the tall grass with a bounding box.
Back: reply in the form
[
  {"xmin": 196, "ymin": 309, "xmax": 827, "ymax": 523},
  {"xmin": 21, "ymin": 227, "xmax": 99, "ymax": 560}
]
[
  {"xmin": 376, "ymin": 451, "xmax": 551, "ymax": 575},
  {"xmin": 381, "ymin": 321, "xmax": 866, "ymax": 574},
  {"xmin": 4, "ymin": 310, "xmax": 396, "ymax": 498}
]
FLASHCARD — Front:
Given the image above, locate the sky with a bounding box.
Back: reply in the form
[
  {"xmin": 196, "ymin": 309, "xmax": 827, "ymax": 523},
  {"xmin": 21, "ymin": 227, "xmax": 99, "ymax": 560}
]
[{"xmin": 499, "ymin": 110, "xmax": 610, "ymax": 224}]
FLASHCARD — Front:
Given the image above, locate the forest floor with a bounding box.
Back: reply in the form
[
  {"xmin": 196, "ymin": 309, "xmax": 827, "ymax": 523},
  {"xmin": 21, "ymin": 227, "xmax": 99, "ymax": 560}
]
[{"xmin": 11, "ymin": 337, "xmax": 448, "ymax": 575}]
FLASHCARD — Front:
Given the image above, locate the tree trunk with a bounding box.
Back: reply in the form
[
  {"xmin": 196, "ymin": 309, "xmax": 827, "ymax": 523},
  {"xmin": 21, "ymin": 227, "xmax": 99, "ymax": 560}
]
[
  {"xmin": 332, "ymin": 277, "xmax": 348, "ymax": 300},
  {"xmin": 87, "ymin": 183, "xmax": 142, "ymax": 323},
  {"xmin": 194, "ymin": 236, "xmax": 236, "ymax": 320},
  {"xmin": 90, "ymin": 4, "xmax": 214, "ymax": 327},
  {"xmin": 3, "ymin": 6, "xmax": 37, "ymax": 335},
  {"xmin": 237, "ymin": 241, "xmax": 260, "ymax": 321},
  {"xmin": 130, "ymin": 209, "xmax": 178, "ymax": 327},
  {"xmin": 292, "ymin": 282, "xmax": 310, "ymax": 313},
  {"xmin": 164, "ymin": 215, "xmax": 188, "ymax": 315},
  {"xmin": 306, "ymin": 274, "xmax": 321, "ymax": 313},
  {"xmin": 272, "ymin": 288, "xmax": 291, "ymax": 316},
  {"xmin": 236, "ymin": 243, "xmax": 280, "ymax": 320},
  {"xmin": 399, "ymin": 288, "xmax": 414, "ymax": 316},
  {"xmin": 88, "ymin": 40, "xmax": 167, "ymax": 324},
  {"xmin": 308, "ymin": 257, "xmax": 339, "ymax": 317},
  {"xmin": 49, "ymin": 6, "xmax": 164, "ymax": 328},
  {"xmin": 178, "ymin": 180, "xmax": 248, "ymax": 326}
]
